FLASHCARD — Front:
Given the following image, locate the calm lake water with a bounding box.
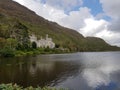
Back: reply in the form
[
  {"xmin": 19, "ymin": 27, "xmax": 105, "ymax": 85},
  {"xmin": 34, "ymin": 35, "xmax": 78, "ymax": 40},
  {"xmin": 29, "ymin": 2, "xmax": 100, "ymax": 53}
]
[{"xmin": 0, "ymin": 52, "xmax": 120, "ymax": 90}]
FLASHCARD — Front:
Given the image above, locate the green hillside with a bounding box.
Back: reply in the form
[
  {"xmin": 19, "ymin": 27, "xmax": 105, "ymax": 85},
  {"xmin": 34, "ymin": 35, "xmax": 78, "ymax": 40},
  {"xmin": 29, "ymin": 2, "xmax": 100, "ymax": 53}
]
[{"xmin": 0, "ymin": 0, "xmax": 120, "ymax": 57}]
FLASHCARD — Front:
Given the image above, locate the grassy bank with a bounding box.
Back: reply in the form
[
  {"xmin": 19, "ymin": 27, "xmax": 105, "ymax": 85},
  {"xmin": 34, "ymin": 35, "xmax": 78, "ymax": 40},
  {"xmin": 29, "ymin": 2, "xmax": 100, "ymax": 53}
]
[
  {"xmin": 0, "ymin": 83, "xmax": 67, "ymax": 90},
  {"xmin": 0, "ymin": 47, "xmax": 71, "ymax": 57}
]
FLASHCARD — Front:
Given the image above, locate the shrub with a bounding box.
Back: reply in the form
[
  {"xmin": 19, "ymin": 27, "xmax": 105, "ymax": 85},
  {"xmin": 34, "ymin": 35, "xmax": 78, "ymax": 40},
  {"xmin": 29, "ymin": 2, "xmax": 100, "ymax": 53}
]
[
  {"xmin": 15, "ymin": 51, "xmax": 26, "ymax": 56},
  {"xmin": 0, "ymin": 48, "xmax": 15, "ymax": 57},
  {"xmin": 26, "ymin": 51, "xmax": 34, "ymax": 55}
]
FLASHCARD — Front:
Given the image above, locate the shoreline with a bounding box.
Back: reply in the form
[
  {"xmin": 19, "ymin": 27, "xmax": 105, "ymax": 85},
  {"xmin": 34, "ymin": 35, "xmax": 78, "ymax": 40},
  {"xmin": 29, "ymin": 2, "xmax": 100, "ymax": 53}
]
[{"xmin": 0, "ymin": 83, "xmax": 67, "ymax": 90}]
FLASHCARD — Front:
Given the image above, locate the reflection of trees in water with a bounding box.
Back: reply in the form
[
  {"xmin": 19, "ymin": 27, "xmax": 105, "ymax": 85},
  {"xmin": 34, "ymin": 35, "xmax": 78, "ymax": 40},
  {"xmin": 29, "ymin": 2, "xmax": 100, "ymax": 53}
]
[
  {"xmin": 0, "ymin": 57, "xmax": 32, "ymax": 86},
  {"xmin": 0, "ymin": 56, "xmax": 83, "ymax": 87}
]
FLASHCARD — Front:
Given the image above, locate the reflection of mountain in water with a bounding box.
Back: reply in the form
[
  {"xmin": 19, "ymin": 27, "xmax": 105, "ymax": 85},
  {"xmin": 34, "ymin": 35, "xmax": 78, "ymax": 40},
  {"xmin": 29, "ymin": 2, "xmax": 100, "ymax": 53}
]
[
  {"xmin": 1, "ymin": 52, "xmax": 120, "ymax": 90},
  {"xmin": 0, "ymin": 55, "xmax": 82, "ymax": 87}
]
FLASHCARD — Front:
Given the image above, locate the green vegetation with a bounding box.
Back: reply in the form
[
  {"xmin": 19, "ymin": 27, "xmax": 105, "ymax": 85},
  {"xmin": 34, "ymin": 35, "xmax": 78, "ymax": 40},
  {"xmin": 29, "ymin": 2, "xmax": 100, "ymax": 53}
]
[
  {"xmin": 32, "ymin": 42, "xmax": 37, "ymax": 49},
  {"xmin": 0, "ymin": 0, "xmax": 120, "ymax": 57},
  {"xmin": 14, "ymin": 48, "xmax": 70, "ymax": 57},
  {"xmin": 0, "ymin": 83, "xmax": 67, "ymax": 90}
]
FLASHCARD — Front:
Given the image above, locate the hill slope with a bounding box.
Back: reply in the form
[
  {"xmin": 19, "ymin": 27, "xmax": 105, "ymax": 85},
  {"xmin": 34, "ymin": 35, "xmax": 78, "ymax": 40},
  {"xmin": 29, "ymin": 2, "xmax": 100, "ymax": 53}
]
[{"xmin": 0, "ymin": 0, "xmax": 119, "ymax": 52}]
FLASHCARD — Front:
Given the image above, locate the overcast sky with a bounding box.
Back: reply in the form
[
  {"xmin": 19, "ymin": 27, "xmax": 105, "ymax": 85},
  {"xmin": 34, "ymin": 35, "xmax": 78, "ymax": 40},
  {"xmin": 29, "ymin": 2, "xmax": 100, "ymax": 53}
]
[{"xmin": 13, "ymin": 0, "xmax": 120, "ymax": 46}]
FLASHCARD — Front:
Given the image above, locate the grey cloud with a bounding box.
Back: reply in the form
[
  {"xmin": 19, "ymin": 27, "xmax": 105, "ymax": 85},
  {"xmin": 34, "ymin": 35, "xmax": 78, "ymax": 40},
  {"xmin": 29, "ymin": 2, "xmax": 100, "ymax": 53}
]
[
  {"xmin": 44, "ymin": 0, "xmax": 83, "ymax": 12},
  {"xmin": 100, "ymin": 0, "xmax": 120, "ymax": 32},
  {"xmin": 109, "ymin": 35, "xmax": 120, "ymax": 46},
  {"xmin": 108, "ymin": 19, "xmax": 120, "ymax": 32},
  {"xmin": 100, "ymin": 0, "xmax": 120, "ymax": 19},
  {"xmin": 58, "ymin": 7, "xmax": 91, "ymax": 30}
]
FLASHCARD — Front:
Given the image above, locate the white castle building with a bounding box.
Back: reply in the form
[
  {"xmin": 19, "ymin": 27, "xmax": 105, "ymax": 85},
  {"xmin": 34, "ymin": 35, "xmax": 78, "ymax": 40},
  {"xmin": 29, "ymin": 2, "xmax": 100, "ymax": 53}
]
[{"xmin": 30, "ymin": 34, "xmax": 55, "ymax": 48}]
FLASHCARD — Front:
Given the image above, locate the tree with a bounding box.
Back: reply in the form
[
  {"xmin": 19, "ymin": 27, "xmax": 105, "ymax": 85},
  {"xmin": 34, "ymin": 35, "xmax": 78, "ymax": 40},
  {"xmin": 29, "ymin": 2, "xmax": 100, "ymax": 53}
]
[
  {"xmin": 6, "ymin": 38, "xmax": 17, "ymax": 49},
  {"xmin": 32, "ymin": 42, "xmax": 37, "ymax": 49},
  {"xmin": 55, "ymin": 44, "xmax": 60, "ymax": 48},
  {"xmin": 0, "ymin": 37, "xmax": 6, "ymax": 48},
  {"xmin": 0, "ymin": 48, "xmax": 15, "ymax": 57},
  {"xmin": 16, "ymin": 43, "xmax": 22, "ymax": 50}
]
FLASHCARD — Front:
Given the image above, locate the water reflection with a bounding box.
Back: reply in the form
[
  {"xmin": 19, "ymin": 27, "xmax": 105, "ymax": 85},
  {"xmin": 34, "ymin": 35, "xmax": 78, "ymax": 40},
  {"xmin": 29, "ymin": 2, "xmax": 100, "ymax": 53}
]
[
  {"xmin": 0, "ymin": 52, "xmax": 120, "ymax": 90},
  {"xmin": 81, "ymin": 52, "xmax": 120, "ymax": 89},
  {"xmin": 0, "ymin": 55, "xmax": 81, "ymax": 87}
]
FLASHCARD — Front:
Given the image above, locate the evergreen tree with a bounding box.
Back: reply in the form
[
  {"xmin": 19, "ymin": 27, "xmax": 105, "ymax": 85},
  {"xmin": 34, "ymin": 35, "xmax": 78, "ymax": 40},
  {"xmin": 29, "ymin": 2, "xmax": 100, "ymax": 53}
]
[{"xmin": 32, "ymin": 42, "xmax": 37, "ymax": 49}]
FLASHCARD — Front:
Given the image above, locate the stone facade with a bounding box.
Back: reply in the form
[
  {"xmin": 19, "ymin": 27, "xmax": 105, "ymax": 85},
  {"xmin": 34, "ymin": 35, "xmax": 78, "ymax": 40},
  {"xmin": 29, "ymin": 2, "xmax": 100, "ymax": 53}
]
[{"xmin": 30, "ymin": 34, "xmax": 55, "ymax": 48}]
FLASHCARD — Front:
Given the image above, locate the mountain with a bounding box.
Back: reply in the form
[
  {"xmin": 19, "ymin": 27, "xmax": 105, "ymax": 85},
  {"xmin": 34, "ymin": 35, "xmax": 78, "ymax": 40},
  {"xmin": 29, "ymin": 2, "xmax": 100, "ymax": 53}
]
[{"xmin": 0, "ymin": 0, "xmax": 119, "ymax": 52}]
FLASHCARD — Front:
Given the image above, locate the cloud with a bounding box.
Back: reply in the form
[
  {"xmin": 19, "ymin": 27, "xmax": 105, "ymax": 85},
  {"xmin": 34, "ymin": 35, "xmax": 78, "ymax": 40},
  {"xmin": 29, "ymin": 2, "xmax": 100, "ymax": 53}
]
[
  {"xmin": 100, "ymin": 0, "xmax": 120, "ymax": 32},
  {"xmin": 43, "ymin": 0, "xmax": 83, "ymax": 12},
  {"xmin": 96, "ymin": 30, "xmax": 120, "ymax": 46},
  {"xmin": 79, "ymin": 18, "xmax": 120, "ymax": 46},
  {"xmin": 79, "ymin": 18, "xmax": 108, "ymax": 36},
  {"xmin": 13, "ymin": 0, "xmax": 91, "ymax": 31},
  {"xmin": 108, "ymin": 19, "xmax": 120, "ymax": 33},
  {"xmin": 98, "ymin": 0, "xmax": 120, "ymax": 46},
  {"xmin": 58, "ymin": 7, "xmax": 92, "ymax": 30},
  {"xmin": 13, "ymin": 0, "xmax": 120, "ymax": 46},
  {"xmin": 100, "ymin": 0, "xmax": 120, "ymax": 19},
  {"xmin": 13, "ymin": 0, "xmax": 66, "ymax": 21}
]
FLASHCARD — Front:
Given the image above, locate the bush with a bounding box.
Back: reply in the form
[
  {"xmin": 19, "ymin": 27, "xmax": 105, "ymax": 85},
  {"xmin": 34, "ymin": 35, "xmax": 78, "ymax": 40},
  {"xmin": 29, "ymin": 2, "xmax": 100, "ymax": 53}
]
[
  {"xmin": 33, "ymin": 50, "xmax": 40, "ymax": 55},
  {"xmin": 0, "ymin": 83, "xmax": 22, "ymax": 90},
  {"xmin": 0, "ymin": 48, "xmax": 15, "ymax": 57},
  {"xmin": 15, "ymin": 51, "xmax": 26, "ymax": 56},
  {"xmin": 26, "ymin": 51, "xmax": 34, "ymax": 55}
]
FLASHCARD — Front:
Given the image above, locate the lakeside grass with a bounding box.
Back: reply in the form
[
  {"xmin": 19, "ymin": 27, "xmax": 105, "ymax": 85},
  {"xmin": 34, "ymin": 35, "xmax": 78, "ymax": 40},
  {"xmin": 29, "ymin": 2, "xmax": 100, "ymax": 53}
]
[
  {"xmin": 0, "ymin": 83, "xmax": 67, "ymax": 90},
  {"xmin": 0, "ymin": 47, "xmax": 71, "ymax": 57}
]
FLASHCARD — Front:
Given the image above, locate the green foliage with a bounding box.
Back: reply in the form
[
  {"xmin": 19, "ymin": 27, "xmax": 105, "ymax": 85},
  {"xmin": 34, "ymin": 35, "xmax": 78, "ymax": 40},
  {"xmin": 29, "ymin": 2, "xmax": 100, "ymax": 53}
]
[
  {"xmin": 0, "ymin": 48, "xmax": 15, "ymax": 57},
  {"xmin": 15, "ymin": 50, "xmax": 26, "ymax": 56},
  {"xmin": 32, "ymin": 50, "xmax": 40, "ymax": 55},
  {"xmin": 26, "ymin": 51, "xmax": 34, "ymax": 55},
  {"xmin": 16, "ymin": 43, "xmax": 31, "ymax": 51},
  {"xmin": 0, "ymin": 84, "xmax": 67, "ymax": 90},
  {"xmin": 44, "ymin": 47, "xmax": 51, "ymax": 52},
  {"xmin": 55, "ymin": 44, "xmax": 60, "ymax": 48},
  {"xmin": 32, "ymin": 42, "xmax": 37, "ymax": 49},
  {"xmin": 0, "ymin": 37, "xmax": 6, "ymax": 48},
  {"xmin": 22, "ymin": 43, "xmax": 30, "ymax": 50},
  {"xmin": 6, "ymin": 38, "xmax": 18, "ymax": 49},
  {"xmin": 16, "ymin": 43, "xmax": 23, "ymax": 50},
  {"xmin": 14, "ymin": 22, "xmax": 28, "ymax": 30},
  {"xmin": 0, "ymin": 84, "xmax": 22, "ymax": 90}
]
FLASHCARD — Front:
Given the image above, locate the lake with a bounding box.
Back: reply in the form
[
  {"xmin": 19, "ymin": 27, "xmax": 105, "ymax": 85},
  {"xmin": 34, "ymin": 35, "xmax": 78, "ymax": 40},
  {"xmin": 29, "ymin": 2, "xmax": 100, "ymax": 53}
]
[{"xmin": 0, "ymin": 52, "xmax": 120, "ymax": 90}]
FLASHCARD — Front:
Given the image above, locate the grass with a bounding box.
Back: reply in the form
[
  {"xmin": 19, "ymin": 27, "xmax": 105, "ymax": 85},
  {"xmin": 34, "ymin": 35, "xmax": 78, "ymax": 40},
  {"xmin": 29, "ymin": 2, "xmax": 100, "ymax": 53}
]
[
  {"xmin": 0, "ymin": 83, "xmax": 67, "ymax": 90},
  {"xmin": 14, "ymin": 48, "xmax": 69, "ymax": 57}
]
